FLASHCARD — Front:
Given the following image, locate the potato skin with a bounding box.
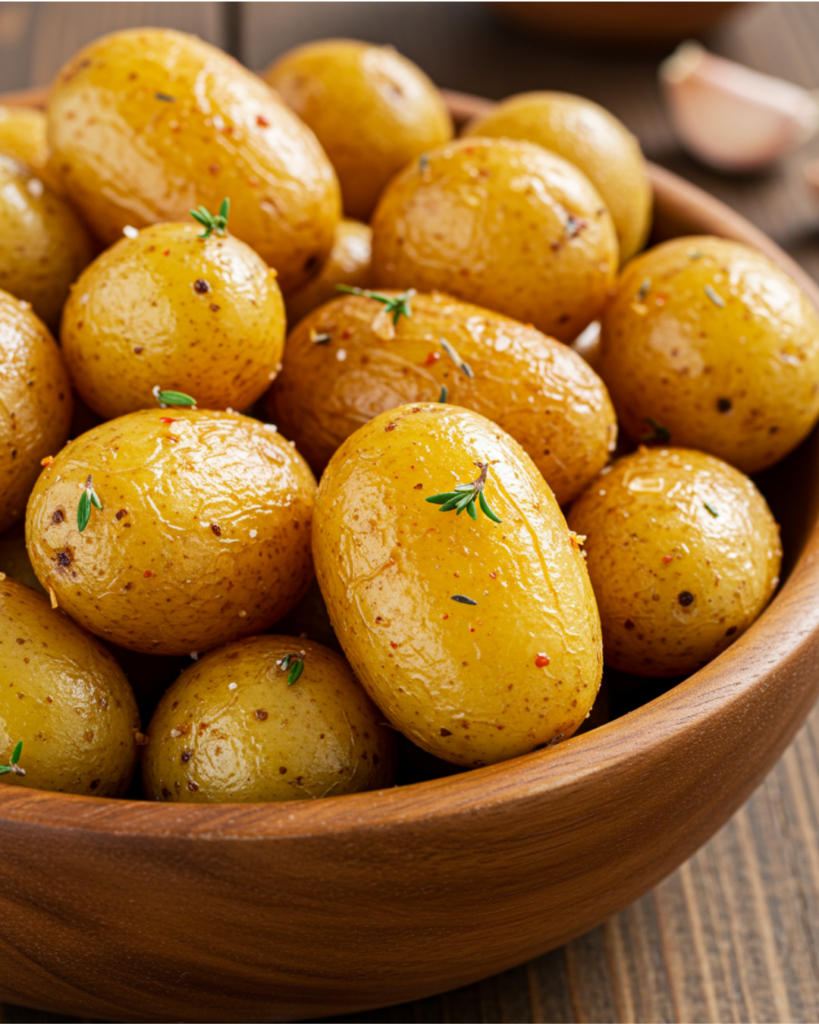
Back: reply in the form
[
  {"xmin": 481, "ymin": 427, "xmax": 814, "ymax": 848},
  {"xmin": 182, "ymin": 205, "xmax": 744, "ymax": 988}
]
[
  {"xmin": 265, "ymin": 39, "xmax": 452, "ymax": 221},
  {"xmin": 142, "ymin": 635, "xmax": 396, "ymax": 802},
  {"xmin": 0, "ymin": 290, "xmax": 73, "ymax": 535},
  {"xmin": 61, "ymin": 222, "xmax": 286, "ymax": 419},
  {"xmin": 25, "ymin": 409, "xmax": 316, "ymax": 655},
  {"xmin": 0, "ymin": 106, "xmax": 61, "ymax": 191},
  {"xmin": 284, "ymin": 219, "xmax": 372, "ymax": 326},
  {"xmin": 47, "ymin": 28, "xmax": 341, "ymax": 293},
  {"xmin": 464, "ymin": 91, "xmax": 651, "ymax": 263},
  {"xmin": 567, "ymin": 447, "xmax": 782, "ymax": 678},
  {"xmin": 0, "ymin": 154, "xmax": 93, "ymax": 331},
  {"xmin": 599, "ymin": 236, "xmax": 819, "ymax": 474},
  {"xmin": 371, "ymin": 137, "xmax": 618, "ymax": 343},
  {"xmin": 269, "ymin": 291, "xmax": 616, "ymax": 505},
  {"xmin": 313, "ymin": 402, "xmax": 603, "ymax": 767},
  {"xmin": 0, "ymin": 577, "xmax": 140, "ymax": 796}
]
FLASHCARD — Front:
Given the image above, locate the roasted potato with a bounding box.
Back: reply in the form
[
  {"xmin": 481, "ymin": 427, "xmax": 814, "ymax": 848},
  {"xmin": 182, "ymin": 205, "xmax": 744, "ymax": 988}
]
[
  {"xmin": 265, "ymin": 39, "xmax": 453, "ymax": 221},
  {"xmin": 25, "ymin": 409, "xmax": 316, "ymax": 655},
  {"xmin": 567, "ymin": 446, "xmax": 782, "ymax": 677},
  {"xmin": 61, "ymin": 222, "xmax": 286, "ymax": 419},
  {"xmin": 0, "ymin": 521, "xmax": 43, "ymax": 593},
  {"xmin": 0, "ymin": 154, "xmax": 93, "ymax": 330},
  {"xmin": 313, "ymin": 402, "xmax": 603, "ymax": 767},
  {"xmin": 0, "ymin": 290, "xmax": 73, "ymax": 535},
  {"xmin": 464, "ymin": 91, "xmax": 652, "ymax": 263},
  {"xmin": 47, "ymin": 28, "xmax": 341, "ymax": 293},
  {"xmin": 0, "ymin": 576, "xmax": 140, "ymax": 795},
  {"xmin": 284, "ymin": 219, "xmax": 373, "ymax": 326},
  {"xmin": 0, "ymin": 105, "xmax": 60, "ymax": 190},
  {"xmin": 599, "ymin": 236, "xmax": 819, "ymax": 473},
  {"xmin": 142, "ymin": 634, "xmax": 396, "ymax": 802},
  {"xmin": 371, "ymin": 137, "xmax": 618, "ymax": 342},
  {"xmin": 269, "ymin": 290, "xmax": 616, "ymax": 505}
]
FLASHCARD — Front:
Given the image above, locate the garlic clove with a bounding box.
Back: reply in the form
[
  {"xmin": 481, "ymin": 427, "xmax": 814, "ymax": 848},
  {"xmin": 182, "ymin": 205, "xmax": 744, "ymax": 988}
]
[{"xmin": 660, "ymin": 41, "xmax": 819, "ymax": 173}]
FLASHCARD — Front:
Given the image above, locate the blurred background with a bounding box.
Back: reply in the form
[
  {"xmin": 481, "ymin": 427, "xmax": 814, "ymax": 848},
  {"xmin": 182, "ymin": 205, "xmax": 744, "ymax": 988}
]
[{"xmin": 2, "ymin": 3, "xmax": 819, "ymax": 1022}]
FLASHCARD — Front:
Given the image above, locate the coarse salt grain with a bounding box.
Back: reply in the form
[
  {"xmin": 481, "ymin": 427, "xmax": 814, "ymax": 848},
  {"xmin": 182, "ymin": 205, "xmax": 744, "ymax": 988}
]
[
  {"xmin": 249, "ymin": 529, "xmax": 257, "ymax": 538},
  {"xmin": 123, "ymin": 225, "xmax": 139, "ymax": 238},
  {"xmin": 26, "ymin": 178, "xmax": 43, "ymax": 198},
  {"xmin": 336, "ymin": 348, "xmax": 347, "ymax": 361}
]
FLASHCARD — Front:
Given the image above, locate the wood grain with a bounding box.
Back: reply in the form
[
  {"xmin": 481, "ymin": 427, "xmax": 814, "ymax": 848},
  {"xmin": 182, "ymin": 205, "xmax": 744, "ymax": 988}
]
[{"xmin": 3, "ymin": 3, "xmax": 819, "ymax": 1022}]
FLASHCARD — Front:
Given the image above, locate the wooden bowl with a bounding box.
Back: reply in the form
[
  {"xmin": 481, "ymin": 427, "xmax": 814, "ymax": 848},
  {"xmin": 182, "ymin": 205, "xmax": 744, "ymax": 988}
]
[{"xmin": 2, "ymin": 88, "xmax": 819, "ymax": 1024}]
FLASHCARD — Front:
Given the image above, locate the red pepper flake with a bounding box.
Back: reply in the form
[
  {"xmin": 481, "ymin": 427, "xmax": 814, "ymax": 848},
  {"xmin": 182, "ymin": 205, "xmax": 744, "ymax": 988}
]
[
  {"xmin": 424, "ymin": 351, "xmax": 441, "ymax": 366},
  {"xmin": 663, "ymin": 554, "xmax": 674, "ymax": 564},
  {"xmin": 208, "ymin": 163, "xmax": 220, "ymax": 175},
  {"xmin": 655, "ymin": 293, "xmax": 668, "ymax": 305},
  {"xmin": 443, "ymin": 613, "xmax": 449, "ymax": 620},
  {"xmin": 40, "ymin": 455, "xmax": 54, "ymax": 467},
  {"xmin": 256, "ymin": 114, "xmax": 270, "ymax": 127},
  {"xmin": 489, "ymin": 571, "xmax": 497, "ymax": 579},
  {"xmin": 163, "ymin": 249, "xmax": 170, "ymax": 256},
  {"xmin": 389, "ymin": 641, "xmax": 398, "ymax": 649},
  {"xmin": 160, "ymin": 417, "xmax": 178, "ymax": 424},
  {"xmin": 535, "ymin": 654, "xmax": 551, "ymax": 668},
  {"xmin": 144, "ymin": 570, "xmax": 153, "ymax": 578},
  {"xmin": 342, "ymin": 327, "xmax": 353, "ymax": 339},
  {"xmin": 165, "ymin": 434, "xmax": 180, "ymax": 443}
]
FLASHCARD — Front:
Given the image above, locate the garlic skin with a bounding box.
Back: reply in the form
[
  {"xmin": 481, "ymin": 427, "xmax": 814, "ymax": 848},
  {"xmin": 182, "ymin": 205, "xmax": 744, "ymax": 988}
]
[{"xmin": 660, "ymin": 42, "xmax": 819, "ymax": 172}]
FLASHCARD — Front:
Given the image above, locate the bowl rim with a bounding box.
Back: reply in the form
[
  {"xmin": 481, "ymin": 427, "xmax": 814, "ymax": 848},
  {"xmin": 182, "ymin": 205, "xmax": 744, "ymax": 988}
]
[{"xmin": 2, "ymin": 86, "xmax": 819, "ymax": 842}]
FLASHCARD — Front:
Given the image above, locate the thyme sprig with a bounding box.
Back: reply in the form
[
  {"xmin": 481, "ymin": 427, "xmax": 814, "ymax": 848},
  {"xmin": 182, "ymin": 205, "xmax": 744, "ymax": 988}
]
[
  {"xmin": 641, "ymin": 417, "xmax": 671, "ymax": 444},
  {"xmin": 78, "ymin": 475, "xmax": 103, "ymax": 533},
  {"xmin": 190, "ymin": 198, "xmax": 230, "ymax": 239},
  {"xmin": 280, "ymin": 653, "xmax": 304, "ymax": 686},
  {"xmin": 0, "ymin": 741, "xmax": 25, "ymax": 777},
  {"xmin": 335, "ymin": 284, "xmax": 416, "ymax": 325},
  {"xmin": 153, "ymin": 386, "xmax": 197, "ymax": 409},
  {"xmin": 426, "ymin": 462, "xmax": 502, "ymax": 523}
]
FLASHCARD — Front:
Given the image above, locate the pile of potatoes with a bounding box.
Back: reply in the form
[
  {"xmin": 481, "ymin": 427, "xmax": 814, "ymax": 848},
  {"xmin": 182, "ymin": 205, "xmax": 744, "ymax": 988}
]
[{"xmin": 0, "ymin": 28, "xmax": 813, "ymax": 804}]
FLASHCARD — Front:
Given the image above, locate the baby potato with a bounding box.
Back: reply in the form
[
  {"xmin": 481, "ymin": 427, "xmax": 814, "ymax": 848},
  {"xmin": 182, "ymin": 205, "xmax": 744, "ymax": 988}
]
[
  {"xmin": 265, "ymin": 40, "xmax": 452, "ymax": 221},
  {"xmin": 25, "ymin": 409, "xmax": 316, "ymax": 656},
  {"xmin": 0, "ymin": 577, "xmax": 140, "ymax": 796},
  {"xmin": 0, "ymin": 290, "xmax": 73, "ymax": 535},
  {"xmin": 0, "ymin": 154, "xmax": 93, "ymax": 331},
  {"xmin": 48, "ymin": 28, "xmax": 341, "ymax": 293},
  {"xmin": 313, "ymin": 402, "xmax": 603, "ymax": 767},
  {"xmin": 599, "ymin": 236, "xmax": 819, "ymax": 474},
  {"xmin": 61, "ymin": 222, "xmax": 286, "ymax": 419},
  {"xmin": 0, "ymin": 522, "xmax": 44, "ymax": 593},
  {"xmin": 0, "ymin": 105, "xmax": 60, "ymax": 190},
  {"xmin": 284, "ymin": 219, "xmax": 373, "ymax": 326},
  {"xmin": 371, "ymin": 137, "xmax": 618, "ymax": 342},
  {"xmin": 567, "ymin": 447, "xmax": 782, "ymax": 678},
  {"xmin": 142, "ymin": 635, "xmax": 396, "ymax": 803},
  {"xmin": 269, "ymin": 290, "xmax": 616, "ymax": 505},
  {"xmin": 464, "ymin": 92, "xmax": 651, "ymax": 263}
]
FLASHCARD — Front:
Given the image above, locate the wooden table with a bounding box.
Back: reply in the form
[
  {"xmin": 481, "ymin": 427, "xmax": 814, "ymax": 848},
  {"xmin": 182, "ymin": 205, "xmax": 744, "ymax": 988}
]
[{"xmin": 2, "ymin": 3, "xmax": 819, "ymax": 1021}]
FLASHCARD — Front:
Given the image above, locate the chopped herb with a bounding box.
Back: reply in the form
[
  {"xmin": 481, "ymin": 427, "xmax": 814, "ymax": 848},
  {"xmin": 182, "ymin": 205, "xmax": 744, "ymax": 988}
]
[
  {"xmin": 438, "ymin": 385, "xmax": 448, "ymax": 403},
  {"xmin": 155, "ymin": 92, "xmax": 176, "ymax": 102},
  {"xmin": 451, "ymin": 595, "xmax": 477, "ymax": 605},
  {"xmin": 190, "ymin": 198, "xmax": 230, "ymax": 239},
  {"xmin": 641, "ymin": 417, "xmax": 671, "ymax": 444},
  {"xmin": 704, "ymin": 284, "xmax": 725, "ymax": 308},
  {"xmin": 153, "ymin": 386, "xmax": 197, "ymax": 408},
  {"xmin": 310, "ymin": 330, "xmax": 332, "ymax": 345},
  {"xmin": 689, "ymin": 251, "xmax": 703, "ymax": 259},
  {"xmin": 78, "ymin": 475, "xmax": 103, "ymax": 533},
  {"xmin": 335, "ymin": 285, "xmax": 416, "ymax": 325},
  {"xmin": 565, "ymin": 215, "xmax": 583, "ymax": 239},
  {"xmin": 419, "ymin": 153, "xmax": 430, "ymax": 174},
  {"xmin": 704, "ymin": 502, "xmax": 719, "ymax": 518},
  {"xmin": 426, "ymin": 462, "xmax": 502, "ymax": 523},
  {"xmin": 636, "ymin": 277, "xmax": 651, "ymax": 302},
  {"xmin": 440, "ymin": 338, "xmax": 474, "ymax": 378},
  {"xmin": 0, "ymin": 740, "xmax": 25, "ymax": 777},
  {"xmin": 280, "ymin": 653, "xmax": 304, "ymax": 686}
]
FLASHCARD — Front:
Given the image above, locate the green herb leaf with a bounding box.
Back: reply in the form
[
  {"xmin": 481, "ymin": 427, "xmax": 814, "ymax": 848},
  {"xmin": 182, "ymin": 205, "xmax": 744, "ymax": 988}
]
[
  {"xmin": 704, "ymin": 284, "xmax": 725, "ymax": 308},
  {"xmin": 155, "ymin": 92, "xmax": 176, "ymax": 102},
  {"xmin": 153, "ymin": 387, "xmax": 197, "ymax": 408},
  {"xmin": 438, "ymin": 385, "xmax": 448, "ymax": 403},
  {"xmin": 451, "ymin": 595, "xmax": 477, "ymax": 605},
  {"xmin": 440, "ymin": 338, "xmax": 473, "ymax": 378},
  {"xmin": 0, "ymin": 767, "xmax": 9, "ymax": 776},
  {"xmin": 287, "ymin": 659, "xmax": 303, "ymax": 686},
  {"xmin": 11, "ymin": 741, "xmax": 22, "ymax": 765},
  {"xmin": 335, "ymin": 284, "xmax": 415, "ymax": 325},
  {"xmin": 636, "ymin": 277, "xmax": 651, "ymax": 302},
  {"xmin": 704, "ymin": 502, "xmax": 719, "ymax": 517},
  {"xmin": 478, "ymin": 490, "xmax": 502, "ymax": 524},
  {"xmin": 641, "ymin": 417, "xmax": 671, "ymax": 444},
  {"xmin": 1, "ymin": 740, "xmax": 24, "ymax": 777},
  {"xmin": 190, "ymin": 198, "xmax": 230, "ymax": 239},
  {"xmin": 419, "ymin": 153, "xmax": 430, "ymax": 174},
  {"xmin": 311, "ymin": 331, "xmax": 332, "ymax": 345},
  {"xmin": 466, "ymin": 499, "xmax": 477, "ymax": 520},
  {"xmin": 425, "ymin": 462, "xmax": 502, "ymax": 524},
  {"xmin": 90, "ymin": 492, "xmax": 103, "ymax": 512},
  {"xmin": 77, "ymin": 488, "xmax": 91, "ymax": 533}
]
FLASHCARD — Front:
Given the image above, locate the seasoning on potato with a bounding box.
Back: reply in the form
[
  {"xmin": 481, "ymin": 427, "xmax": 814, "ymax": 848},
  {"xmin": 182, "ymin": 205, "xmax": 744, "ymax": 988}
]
[
  {"xmin": 0, "ymin": 576, "xmax": 141, "ymax": 796},
  {"xmin": 313, "ymin": 402, "xmax": 603, "ymax": 767},
  {"xmin": 464, "ymin": 91, "xmax": 652, "ymax": 263},
  {"xmin": 284, "ymin": 219, "xmax": 373, "ymax": 326},
  {"xmin": 0, "ymin": 153, "xmax": 93, "ymax": 331},
  {"xmin": 599, "ymin": 236, "xmax": 819, "ymax": 474},
  {"xmin": 269, "ymin": 289, "xmax": 617, "ymax": 505},
  {"xmin": 371, "ymin": 137, "xmax": 618, "ymax": 343},
  {"xmin": 0, "ymin": 289, "xmax": 73, "ymax": 536},
  {"xmin": 567, "ymin": 446, "xmax": 782, "ymax": 678},
  {"xmin": 47, "ymin": 27, "xmax": 341, "ymax": 293},
  {"xmin": 61, "ymin": 218, "xmax": 286, "ymax": 419},
  {"xmin": 265, "ymin": 39, "xmax": 453, "ymax": 221},
  {"xmin": 25, "ymin": 408, "xmax": 316, "ymax": 656},
  {"xmin": 142, "ymin": 635, "xmax": 396, "ymax": 802}
]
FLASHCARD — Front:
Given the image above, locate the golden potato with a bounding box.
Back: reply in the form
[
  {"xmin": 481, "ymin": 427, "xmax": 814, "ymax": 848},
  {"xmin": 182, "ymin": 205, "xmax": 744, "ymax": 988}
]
[
  {"xmin": 0, "ymin": 290, "xmax": 73, "ymax": 535},
  {"xmin": 142, "ymin": 635, "xmax": 396, "ymax": 802},
  {"xmin": 269, "ymin": 290, "xmax": 616, "ymax": 505},
  {"xmin": 61, "ymin": 222, "xmax": 286, "ymax": 419},
  {"xmin": 25, "ymin": 409, "xmax": 316, "ymax": 655},
  {"xmin": 599, "ymin": 236, "xmax": 819, "ymax": 474},
  {"xmin": 567, "ymin": 447, "xmax": 782, "ymax": 677},
  {"xmin": 371, "ymin": 137, "xmax": 618, "ymax": 342},
  {"xmin": 0, "ymin": 105, "xmax": 61, "ymax": 190},
  {"xmin": 313, "ymin": 402, "xmax": 603, "ymax": 767},
  {"xmin": 0, "ymin": 521, "xmax": 43, "ymax": 593},
  {"xmin": 0, "ymin": 576, "xmax": 140, "ymax": 796},
  {"xmin": 48, "ymin": 28, "xmax": 341, "ymax": 293},
  {"xmin": 0, "ymin": 154, "xmax": 93, "ymax": 330},
  {"xmin": 464, "ymin": 91, "xmax": 652, "ymax": 263},
  {"xmin": 265, "ymin": 39, "xmax": 452, "ymax": 220},
  {"xmin": 284, "ymin": 219, "xmax": 372, "ymax": 326}
]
